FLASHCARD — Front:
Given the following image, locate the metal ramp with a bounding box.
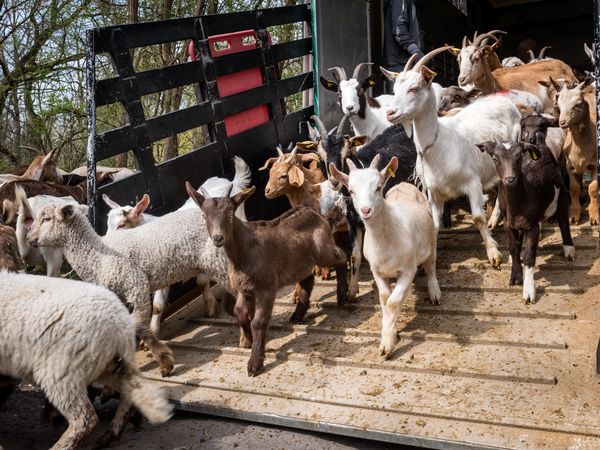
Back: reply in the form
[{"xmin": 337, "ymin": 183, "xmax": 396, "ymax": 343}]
[{"xmin": 136, "ymin": 220, "xmax": 600, "ymax": 449}]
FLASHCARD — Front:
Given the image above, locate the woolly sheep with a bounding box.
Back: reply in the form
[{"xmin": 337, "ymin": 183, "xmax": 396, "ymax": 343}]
[{"xmin": 0, "ymin": 272, "xmax": 172, "ymax": 449}]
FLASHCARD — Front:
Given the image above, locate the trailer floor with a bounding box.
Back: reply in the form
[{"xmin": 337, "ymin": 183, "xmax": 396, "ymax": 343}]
[{"xmin": 138, "ymin": 217, "xmax": 600, "ymax": 450}]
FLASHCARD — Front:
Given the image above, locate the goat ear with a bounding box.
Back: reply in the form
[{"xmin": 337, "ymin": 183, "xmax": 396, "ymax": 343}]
[
  {"xmin": 523, "ymin": 144, "xmax": 541, "ymax": 160},
  {"xmin": 42, "ymin": 148, "xmax": 57, "ymax": 164},
  {"xmin": 538, "ymin": 80, "xmax": 550, "ymax": 88},
  {"xmin": 540, "ymin": 114, "xmax": 559, "ymax": 129},
  {"xmin": 380, "ymin": 67, "xmax": 398, "ymax": 81},
  {"xmin": 231, "ymin": 186, "xmax": 255, "ymax": 208},
  {"xmin": 186, "ymin": 181, "xmax": 205, "ymax": 208},
  {"xmin": 381, "ymin": 157, "xmax": 398, "ymax": 186},
  {"xmin": 58, "ymin": 204, "xmax": 76, "ymax": 221},
  {"xmin": 130, "ymin": 194, "xmax": 150, "ymax": 219},
  {"xmin": 288, "ymin": 165, "xmax": 305, "ymax": 187},
  {"xmin": 476, "ymin": 141, "xmax": 496, "ymax": 154},
  {"xmin": 548, "ymin": 76, "xmax": 563, "ymax": 92},
  {"xmin": 349, "ymin": 135, "xmax": 368, "ymax": 148},
  {"xmin": 420, "ymin": 66, "xmax": 437, "ymax": 85},
  {"xmin": 296, "ymin": 141, "xmax": 317, "ymax": 150},
  {"xmin": 102, "ymin": 194, "xmax": 121, "ymax": 209},
  {"xmin": 319, "ymin": 76, "xmax": 339, "ymax": 92},
  {"xmin": 328, "ymin": 163, "xmax": 349, "ymax": 187},
  {"xmin": 361, "ymin": 74, "xmax": 377, "ymax": 90}
]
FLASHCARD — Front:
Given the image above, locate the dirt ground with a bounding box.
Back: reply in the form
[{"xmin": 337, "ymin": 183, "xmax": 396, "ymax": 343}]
[{"xmin": 0, "ymin": 385, "xmax": 410, "ymax": 450}]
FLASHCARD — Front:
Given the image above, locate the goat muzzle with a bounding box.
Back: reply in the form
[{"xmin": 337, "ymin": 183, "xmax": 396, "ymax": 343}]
[
  {"xmin": 503, "ymin": 177, "xmax": 516, "ymax": 187},
  {"xmin": 28, "ymin": 238, "xmax": 39, "ymax": 248},
  {"xmin": 212, "ymin": 235, "xmax": 225, "ymax": 247}
]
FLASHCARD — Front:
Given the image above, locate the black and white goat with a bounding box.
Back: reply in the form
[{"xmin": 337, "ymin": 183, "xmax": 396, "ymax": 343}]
[
  {"xmin": 319, "ymin": 63, "xmax": 395, "ymax": 140},
  {"xmin": 477, "ymin": 126, "xmax": 574, "ymax": 303}
]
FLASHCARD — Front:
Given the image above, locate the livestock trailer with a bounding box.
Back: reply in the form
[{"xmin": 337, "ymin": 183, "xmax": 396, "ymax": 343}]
[{"xmin": 86, "ymin": 1, "xmax": 600, "ymax": 448}]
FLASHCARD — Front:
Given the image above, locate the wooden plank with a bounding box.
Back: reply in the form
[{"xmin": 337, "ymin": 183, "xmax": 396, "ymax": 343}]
[
  {"xmin": 146, "ymin": 103, "xmax": 214, "ymax": 143},
  {"xmin": 96, "ymin": 60, "xmax": 206, "ymax": 107},
  {"xmin": 271, "ymin": 38, "xmax": 313, "ymax": 63},
  {"xmin": 220, "ymin": 85, "xmax": 270, "ymax": 117},
  {"xmin": 277, "ymin": 72, "xmax": 314, "ymax": 99}
]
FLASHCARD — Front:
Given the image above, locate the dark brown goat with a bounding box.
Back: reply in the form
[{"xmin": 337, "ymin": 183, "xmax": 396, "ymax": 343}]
[
  {"xmin": 0, "ymin": 223, "xmax": 22, "ymax": 272},
  {"xmin": 438, "ymin": 86, "xmax": 483, "ymax": 114},
  {"xmin": 477, "ymin": 137, "xmax": 573, "ymax": 304},
  {"xmin": 186, "ymin": 184, "xmax": 346, "ymax": 376}
]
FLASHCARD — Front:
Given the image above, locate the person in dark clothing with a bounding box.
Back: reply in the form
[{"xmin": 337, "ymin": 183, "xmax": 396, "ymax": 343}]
[{"xmin": 383, "ymin": 0, "xmax": 424, "ymax": 92}]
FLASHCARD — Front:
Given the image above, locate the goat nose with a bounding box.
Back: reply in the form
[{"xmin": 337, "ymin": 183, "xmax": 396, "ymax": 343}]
[
  {"xmin": 503, "ymin": 177, "xmax": 515, "ymax": 186},
  {"xmin": 458, "ymin": 76, "xmax": 466, "ymax": 85},
  {"xmin": 386, "ymin": 110, "xmax": 396, "ymax": 119},
  {"xmin": 346, "ymin": 105, "xmax": 354, "ymax": 111},
  {"xmin": 29, "ymin": 238, "xmax": 39, "ymax": 248},
  {"xmin": 360, "ymin": 207, "xmax": 372, "ymax": 216}
]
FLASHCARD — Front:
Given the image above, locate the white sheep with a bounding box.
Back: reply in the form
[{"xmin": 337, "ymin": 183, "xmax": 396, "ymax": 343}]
[
  {"xmin": 28, "ymin": 201, "xmax": 229, "ymax": 377},
  {"xmin": 14, "ymin": 185, "xmax": 78, "ymax": 276},
  {"xmin": 329, "ymin": 155, "xmax": 440, "ymax": 357},
  {"xmin": 383, "ymin": 46, "xmax": 503, "ymax": 268},
  {"xmin": 102, "ymin": 156, "xmax": 250, "ymax": 331},
  {"xmin": 0, "ymin": 272, "xmax": 172, "ymax": 449}
]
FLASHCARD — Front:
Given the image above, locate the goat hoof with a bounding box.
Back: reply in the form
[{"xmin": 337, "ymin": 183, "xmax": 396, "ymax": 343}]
[
  {"xmin": 247, "ymin": 359, "xmax": 264, "ymax": 377},
  {"xmin": 158, "ymin": 352, "xmax": 175, "ymax": 377},
  {"xmin": 289, "ymin": 314, "xmax": 304, "ymax": 324}
]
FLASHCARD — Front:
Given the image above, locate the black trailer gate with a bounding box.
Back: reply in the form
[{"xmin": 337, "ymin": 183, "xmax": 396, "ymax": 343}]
[{"xmin": 86, "ymin": 4, "xmax": 314, "ymax": 232}]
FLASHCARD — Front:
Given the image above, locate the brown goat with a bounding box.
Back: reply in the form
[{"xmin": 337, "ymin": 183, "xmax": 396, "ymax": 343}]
[
  {"xmin": 0, "ymin": 149, "xmax": 62, "ymax": 185},
  {"xmin": 186, "ymin": 184, "xmax": 346, "ymax": 376},
  {"xmin": 0, "ymin": 223, "xmax": 22, "ymax": 272}
]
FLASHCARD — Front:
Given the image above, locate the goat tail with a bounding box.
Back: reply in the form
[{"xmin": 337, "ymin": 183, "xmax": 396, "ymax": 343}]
[
  {"xmin": 232, "ymin": 156, "xmax": 252, "ymax": 195},
  {"xmin": 14, "ymin": 185, "xmax": 33, "ymax": 220},
  {"xmin": 119, "ymin": 358, "xmax": 173, "ymax": 424}
]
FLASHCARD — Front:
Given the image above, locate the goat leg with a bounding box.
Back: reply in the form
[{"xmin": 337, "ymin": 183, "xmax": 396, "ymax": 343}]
[
  {"xmin": 247, "ymin": 297, "xmax": 274, "ymax": 377},
  {"xmin": 506, "ymin": 225, "xmax": 523, "ymax": 286},
  {"xmin": 521, "ymin": 225, "xmax": 540, "ymax": 304},
  {"xmin": 557, "ymin": 187, "xmax": 576, "ymax": 260},
  {"xmin": 289, "ymin": 275, "xmax": 314, "ymax": 323},
  {"xmin": 587, "ymin": 173, "xmax": 598, "ymax": 226},
  {"xmin": 569, "ymin": 171, "xmax": 582, "ymax": 224},
  {"xmin": 234, "ymin": 292, "xmax": 254, "ymax": 348}
]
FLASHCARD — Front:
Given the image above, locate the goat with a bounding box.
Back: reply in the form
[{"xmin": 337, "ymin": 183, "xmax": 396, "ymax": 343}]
[
  {"xmin": 319, "ymin": 63, "xmax": 396, "ymax": 140},
  {"xmin": 299, "ymin": 114, "xmax": 418, "ymax": 298},
  {"xmin": 477, "ymin": 140, "xmax": 574, "ymax": 303},
  {"xmin": 384, "ymin": 46, "xmax": 503, "ymax": 267},
  {"xmin": 261, "ymin": 147, "xmax": 352, "ymax": 304},
  {"xmin": 451, "ymin": 30, "xmax": 576, "ymax": 111},
  {"xmin": 14, "ymin": 186, "xmax": 78, "ymax": 276},
  {"xmin": 527, "ymin": 46, "xmax": 552, "ymax": 63},
  {"xmin": 0, "ymin": 149, "xmax": 62, "ymax": 186},
  {"xmin": 0, "ymin": 223, "xmax": 22, "ymax": 272},
  {"xmin": 27, "ymin": 202, "xmax": 233, "ymax": 377},
  {"xmin": 554, "ymin": 78, "xmax": 598, "ymax": 225},
  {"xmin": 584, "ymin": 43, "xmax": 596, "ymax": 65},
  {"xmin": 329, "ymin": 155, "xmax": 440, "ymax": 357},
  {"xmin": 71, "ymin": 165, "xmax": 136, "ymax": 182},
  {"xmin": 0, "ymin": 272, "xmax": 172, "ymax": 449},
  {"xmin": 438, "ymin": 86, "xmax": 542, "ymax": 116},
  {"xmin": 186, "ymin": 185, "xmax": 346, "ymax": 376}
]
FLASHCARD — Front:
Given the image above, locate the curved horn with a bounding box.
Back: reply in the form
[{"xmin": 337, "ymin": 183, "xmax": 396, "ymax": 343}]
[
  {"xmin": 539, "ymin": 46, "xmax": 551, "ymax": 59},
  {"xmin": 403, "ymin": 53, "xmax": 420, "ymax": 72},
  {"xmin": 413, "ymin": 46, "xmax": 453, "ymax": 72},
  {"xmin": 473, "ymin": 30, "xmax": 506, "ymax": 48},
  {"xmin": 310, "ymin": 115, "xmax": 328, "ymax": 141},
  {"xmin": 328, "ymin": 66, "xmax": 347, "ymax": 82},
  {"xmin": 258, "ymin": 157, "xmax": 279, "ymax": 171},
  {"xmin": 462, "ymin": 35, "xmax": 468, "ymax": 48},
  {"xmin": 284, "ymin": 148, "xmax": 298, "ymax": 164},
  {"xmin": 527, "ymin": 49, "xmax": 535, "ymax": 61},
  {"xmin": 352, "ymin": 62, "xmax": 373, "ymax": 80},
  {"xmin": 336, "ymin": 114, "xmax": 351, "ymax": 140},
  {"xmin": 276, "ymin": 145, "xmax": 284, "ymax": 157}
]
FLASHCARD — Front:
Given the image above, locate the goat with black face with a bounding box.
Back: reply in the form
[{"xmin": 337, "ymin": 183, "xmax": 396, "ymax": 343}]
[{"xmin": 477, "ymin": 135, "xmax": 574, "ymax": 304}]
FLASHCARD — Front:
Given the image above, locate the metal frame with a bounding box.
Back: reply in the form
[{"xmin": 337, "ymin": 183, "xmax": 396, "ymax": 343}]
[{"xmin": 86, "ymin": 5, "xmax": 314, "ymax": 233}]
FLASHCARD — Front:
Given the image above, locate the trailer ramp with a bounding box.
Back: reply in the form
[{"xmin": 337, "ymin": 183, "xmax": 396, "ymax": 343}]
[{"xmin": 136, "ymin": 220, "xmax": 600, "ymax": 449}]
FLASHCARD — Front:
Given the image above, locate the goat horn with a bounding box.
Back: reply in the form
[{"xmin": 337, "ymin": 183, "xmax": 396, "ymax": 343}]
[
  {"xmin": 352, "ymin": 62, "xmax": 373, "ymax": 80},
  {"xmin": 403, "ymin": 53, "xmax": 420, "ymax": 72},
  {"xmin": 527, "ymin": 49, "xmax": 535, "ymax": 61},
  {"xmin": 328, "ymin": 66, "xmax": 347, "ymax": 82},
  {"xmin": 336, "ymin": 114, "xmax": 351, "ymax": 140},
  {"xmin": 276, "ymin": 145, "xmax": 284, "ymax": 157},
  {"xmin": 310, "ymin": 115, "xmax": 328, "ymax": 141},
  {"xmin": 258, "ymin": 157, "xmax": 279, "ymax": 171},
  {"xmin": 284, "ymin": 148, "xmax": 298, "ymax": 164},
  {"xmin": 473, "ymin": 30, "xmax": 506, "ymax": 48},
  {"xmin": 413, "ymin": 46, "xmax": 453, "ymax": 72},
  {"xmin": 539, "ymin": 46, "xmax": 551, "ymax": 58}
]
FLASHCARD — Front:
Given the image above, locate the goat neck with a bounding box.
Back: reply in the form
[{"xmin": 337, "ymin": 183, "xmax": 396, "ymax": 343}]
[
  {"xmin": 222, "ymin": 215, "xmax": 256, "ymax": 269},
  {"xmin": 285, "ymin": 182, "xmax": 320, "ymax": 210}
]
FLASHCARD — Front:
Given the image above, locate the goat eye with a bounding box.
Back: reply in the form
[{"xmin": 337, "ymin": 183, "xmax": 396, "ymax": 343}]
[
  {"xmin": 408, "ymin": 88, "xmax": 417, "ymax": 94},
  {"xmin": 279, "ymin": 174, "xmax": 288, "ymax": 179},
  {"xmin": 349, "ymin": 189, "xmax": 355, "ymax": 195},
  {"xmin": 42, "ymin": 217, "xmax": 50, "ymax": 223},
  {"xmin": 376, "ymin": 186, "xmax": 382, "ymax": 192}
]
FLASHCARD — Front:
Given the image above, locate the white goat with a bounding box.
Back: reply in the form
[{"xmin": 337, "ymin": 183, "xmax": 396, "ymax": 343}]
[
  {"xmin": 383, "ymin": 46, "xmax": 503, "ymax": 268},
  {"xmin": 329, "ymin": 156, "xmax": 440, "ymax": 357},
  {"xmin": 0, "ymin": 272, "xmax": 172, "ymax": 449},
  {"xmin": 103, "ymin": 156, "xmax": 250, "ymax": 331},
  {"xmin": 502, "ymin": 56, "xmax": 525, "ymax": 68},
  {"xmin": 14, "ymin": 186, "xmax": 78, "ymax": 276}
]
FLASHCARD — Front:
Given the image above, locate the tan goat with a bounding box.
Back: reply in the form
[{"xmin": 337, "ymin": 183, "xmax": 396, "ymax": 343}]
[{"xmin": 451, "ymin": 30, "xmax": 576, "ymax": 112}]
